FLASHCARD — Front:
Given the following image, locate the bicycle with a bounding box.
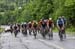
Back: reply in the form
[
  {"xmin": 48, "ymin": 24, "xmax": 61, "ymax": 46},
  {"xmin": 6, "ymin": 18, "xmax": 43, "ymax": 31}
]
[
  {"xmin": 41, "ymin": 27, "xmax": 47, "ymax": 39},
  {"xmin": 33, "ymin": 28, "xmax": 37, "ymax": 39},
  {"xmin": 59, "ymin": 28, "xmax": 64, "ymax": 41},
  {"xmin": 48, "ymin": 28, "xmax": 53, "ymax": 40}
]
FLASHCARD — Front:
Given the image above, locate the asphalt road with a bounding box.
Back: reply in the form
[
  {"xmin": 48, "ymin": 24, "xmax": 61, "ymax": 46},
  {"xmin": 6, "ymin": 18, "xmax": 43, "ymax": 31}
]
[
  {"xmin": 0, "ymin": 25, "xmax": 75, "ymax": 49},
  {"xmin": 0, "ymin": 32, "xmax": 75, "ymax": 49}
]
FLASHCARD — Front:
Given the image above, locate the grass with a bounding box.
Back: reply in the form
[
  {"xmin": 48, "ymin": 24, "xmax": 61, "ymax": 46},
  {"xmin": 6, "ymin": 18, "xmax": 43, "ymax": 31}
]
[
  {"xmin": 66, "ymin": 26, "xmax": 75, "ymax": 35},
  {"xmin": 0, "ymin": 28, "xmax": 4, "ymax": 34},
  {"xmin": 53, "ymin": 27, "xmax": 58, "ymax": 32}
]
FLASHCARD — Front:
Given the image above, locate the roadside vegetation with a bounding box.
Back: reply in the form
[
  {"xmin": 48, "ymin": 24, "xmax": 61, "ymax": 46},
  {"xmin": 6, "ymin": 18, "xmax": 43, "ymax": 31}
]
[
  {"xmin": 0, "ymin": 28, "xmax": 4, "ymax": 34},
  {"xmin": 0, "ymin": 0, "xmax": 75, "ymax": 33}
]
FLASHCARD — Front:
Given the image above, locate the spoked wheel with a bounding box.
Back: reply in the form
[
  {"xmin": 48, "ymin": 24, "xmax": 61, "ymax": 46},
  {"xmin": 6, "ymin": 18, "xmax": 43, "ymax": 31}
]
[
  {"xmin": 60, "ymin": 34, "xmax": 63, "ymax": 41},
  {"xmin": 48, "ymin": 28, "xmax": 53, "ymax": 40},
  {"xmin": 41, "ymin": 29, "xmax": 46, "ymax": 39},
  {"xmin": 29, "ymin": 29, "xmax": 32, "ymax": 35},
  {"xmin": 48, "ymin": 33, "xmax": 53, "ymax": 40},
  {"xmin": 33, "ymin": 29, "xmax": 37, "ymax": 39},
  {"xmin": 59, "ymin": 30, "xmax": 64, "ymax": 41},
  {"xmin": 22, "ymin": 30, "xmax": 27, "ymax": 36},
  {"xmin": 14, "ymin": 30, "xmax": 18, "ymax": 37}
]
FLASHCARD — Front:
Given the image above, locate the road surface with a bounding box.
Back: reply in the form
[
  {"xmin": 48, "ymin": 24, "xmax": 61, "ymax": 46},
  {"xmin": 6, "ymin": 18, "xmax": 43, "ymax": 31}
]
[
  {"xmin": 0, "ymin": 25, "xmax": 75, "ymax": 49},
  {"xmin": 0, "ymin": 32, "xmax": 75, "ymax": 49}
]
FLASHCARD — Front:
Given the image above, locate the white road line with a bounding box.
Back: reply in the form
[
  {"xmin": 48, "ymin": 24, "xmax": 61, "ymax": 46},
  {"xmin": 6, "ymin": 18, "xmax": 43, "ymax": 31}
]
[{"xmin": 38, "ymin": 39, "xmax": 64, "ymax": 49}]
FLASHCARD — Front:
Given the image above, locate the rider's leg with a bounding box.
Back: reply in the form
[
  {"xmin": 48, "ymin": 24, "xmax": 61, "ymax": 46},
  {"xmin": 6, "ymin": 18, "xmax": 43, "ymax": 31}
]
[
  {"xmin": 33, "ymin": 28, "xmax": 36, "ymax": 39},
  {"xmin": 42, "ymin": 27, "xmax": 46, "ymax": 39},
  {"xmin": 14, "ymin": 30, "xmax": 18, "ymax": 37},
  {"xmin": 50, "ymin": 28, "xmax": 53, "ymax": 39},
  {"xmin": 48, "ymin": 27, "xmax": 53, "ymax": 40},
  {"xmin": 29, "ymin": 28, "xmax": 32, "ymax": 35},
  {"xmin": 63, "ymin": 28, "xmax": 66, "ymax": 39}
]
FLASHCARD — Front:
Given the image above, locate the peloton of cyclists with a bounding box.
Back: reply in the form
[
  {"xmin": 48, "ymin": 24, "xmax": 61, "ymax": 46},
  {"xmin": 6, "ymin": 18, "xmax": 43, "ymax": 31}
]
[{"xmin": 7, "ymin": 16, "xmax": 67, "ymax": 41}]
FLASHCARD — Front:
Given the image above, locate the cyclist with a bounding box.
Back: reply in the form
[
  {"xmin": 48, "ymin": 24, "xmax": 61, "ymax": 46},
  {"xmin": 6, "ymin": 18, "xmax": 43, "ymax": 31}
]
[
  {"xmin": 38, "ymin": 19, "xmax": 42, "ymax": 33},
  {"xmin": 13, "ymin": 23, "xmax": 18, "ymax": 37},
  {"xmin": 28, "ymin": 21, "xmax": 32, "ymax": 35},
  {"xmin": 41, "ymin": 19, "xmax": 48, "ymax": 39},
  {"xmin": 47, "ymin": 18, "xmax": 54, "ymax": 39},
  {"xmin": 21, "ymin": 22, "xmax": 27, "ymax": 36},
  {"xmin": 17, "ymin": 24, "xmax": 21, "ymax": 32},
  {"xmin": 61, "ymin": 16, "xmax": 67, "ymax": 39},
  {"xmin": 10, "ymin": 24, "xmax": 13, "ymax": 34},
  {"xmin": 32, "ymin": 20, "xmax": 38, "ymax": 39},
  {"xmin": 57, "ymin": 17, "xmax": 65, "ymax": 41}
]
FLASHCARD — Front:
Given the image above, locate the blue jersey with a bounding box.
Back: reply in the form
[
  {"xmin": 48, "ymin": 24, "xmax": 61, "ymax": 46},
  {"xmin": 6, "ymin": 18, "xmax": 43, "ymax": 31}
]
[{"xmin": 57, "ymin": 19, "xmax": 64, "ymax": 25}]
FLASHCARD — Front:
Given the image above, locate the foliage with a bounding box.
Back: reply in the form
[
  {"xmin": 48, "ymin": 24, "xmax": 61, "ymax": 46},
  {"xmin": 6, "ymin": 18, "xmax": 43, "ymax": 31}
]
[{"xmin": 0, "ymin": 0, "xmax": 75, "ymax": 27}]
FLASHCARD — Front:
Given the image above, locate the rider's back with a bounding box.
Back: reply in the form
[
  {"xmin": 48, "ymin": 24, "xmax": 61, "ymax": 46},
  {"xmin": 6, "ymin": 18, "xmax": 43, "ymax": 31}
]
[{"xmin": 57, "ymin": 18, "xmax": 64, "ymax": 28}]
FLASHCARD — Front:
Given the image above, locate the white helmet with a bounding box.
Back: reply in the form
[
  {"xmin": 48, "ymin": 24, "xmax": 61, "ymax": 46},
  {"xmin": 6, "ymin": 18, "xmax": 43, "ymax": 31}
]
[
  {"xmin": 29, "ymin": 22, "xmax": 31, "ymax": 24},
  {"xmin": 24, "ymin": 22, "xmax": 26, "ymax": 24},
  {"xmin": 49, "ymin": 18, "xmax": 52, "ymax": 20}
]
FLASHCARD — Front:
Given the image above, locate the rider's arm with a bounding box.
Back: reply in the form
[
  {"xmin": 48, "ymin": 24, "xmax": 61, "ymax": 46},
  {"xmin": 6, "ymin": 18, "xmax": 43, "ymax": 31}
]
[
  {"xmin": 47, "ymin": 20, "xmax": 49, "ymax": 28},
  {"xmin": 52, "ymin": 21, "xmax": 54, "ymax": 28},
  {"xmin": 52, "ymin": 23, "xmax": 54, "ymax": 28},
  {"xmin": 57, "ymin": 20, "xmax": 60, "ymax": 29},
  {"xmin": 62, "ymin": 19, "xmax": 65, "ymax": 29}
]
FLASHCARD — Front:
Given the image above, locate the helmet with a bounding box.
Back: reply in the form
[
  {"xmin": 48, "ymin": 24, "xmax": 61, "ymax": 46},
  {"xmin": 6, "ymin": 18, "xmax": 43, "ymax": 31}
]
[
  {"xmin": 29, "ymin": 22, "xmax": 31, "ymax": 24},
  {"xmin": 24, "ymin": 22, "xmax": 26, "ymax": 24},
  {"xmin": 62, "ymin": 16, "xmax": 65, "ymax": 18},
  {"xmin": 49, "ymin": 18, "xmax": 52, "ymax": 20},
  {"xmin": 58, "ymin": 16, "xmax": 61, "ymax": 19}
]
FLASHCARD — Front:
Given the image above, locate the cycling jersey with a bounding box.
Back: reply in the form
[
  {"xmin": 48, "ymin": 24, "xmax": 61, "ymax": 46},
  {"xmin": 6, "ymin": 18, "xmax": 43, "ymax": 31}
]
[
  {"xmin": 41, "ymin": 20, "xmax": 47, "ymax": 28},
  {"xmin": 57, "ymin": 19, "xmax": 64, "ymax": 28},
  {"xmin": 48, "ymin": 20, "xmax": 53, "ymax": 27},
  {"xmin": 29, "ymin": 23, "xmax": 32, "ymax": 28},
  {"xmin": 33, "ymin": 22, "xmax": 37, "ymax": 28},
  {"xmin": 14, "ymin": 25, "xmax": 17, "ymax": 30},
  {"xmin": 24, "ymin": 24, "xmax": 27, "ymax": 28}
]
